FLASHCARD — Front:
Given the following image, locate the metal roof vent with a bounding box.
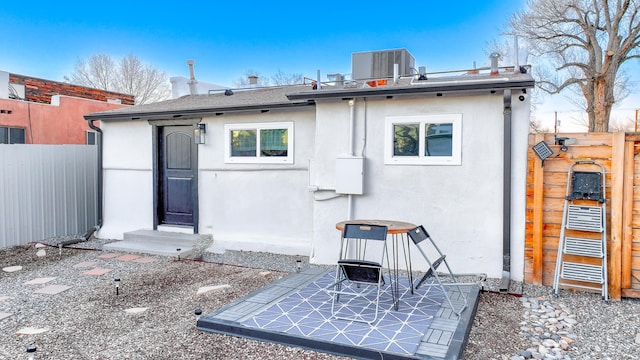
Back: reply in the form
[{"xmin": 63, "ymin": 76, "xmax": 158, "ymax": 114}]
[{"xmin": 187, "ymin": 59, "xmax": 198, "ymax": 95}]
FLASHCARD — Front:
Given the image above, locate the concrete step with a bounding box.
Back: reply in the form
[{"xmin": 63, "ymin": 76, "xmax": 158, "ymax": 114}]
[{"xmin": 103, "ymin": 230, "xmax": 203, "ymax": 257}]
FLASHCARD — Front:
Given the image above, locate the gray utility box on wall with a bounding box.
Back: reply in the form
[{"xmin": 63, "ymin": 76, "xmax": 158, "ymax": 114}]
[{"xmin": 335, "ymin": 157, "xmax": 364, "ymax": 195}]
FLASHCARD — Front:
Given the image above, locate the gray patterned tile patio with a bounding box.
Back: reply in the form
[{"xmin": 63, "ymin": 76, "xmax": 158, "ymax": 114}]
[{"xmin": 197, "ymin": 268, "xmax": 480, "ymax": 360}]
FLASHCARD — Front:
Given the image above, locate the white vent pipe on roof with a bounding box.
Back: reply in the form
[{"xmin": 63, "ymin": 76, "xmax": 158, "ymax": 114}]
[
  {"xmin": 187, "ymin": 60, "xmax": 198, "ymax": 95},
  {"xmin": 490, "ymin": 53, "xmax": 500, "ymax": 76},
  {"xmin": 514, "ymin": 35, "xmax": 520, "ymax": 69},
  {"xmin": 393, "ymin": 63, "xmax": 399, "ymax": 83},
  {"xmin": 316, "ymin": 70, "xmax": 322, "ymax": 90}
]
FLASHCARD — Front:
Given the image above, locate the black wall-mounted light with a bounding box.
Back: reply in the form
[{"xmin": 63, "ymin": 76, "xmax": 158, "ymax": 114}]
[{"xmin": 194, "ymin": 123, "xmax": 206, "ymax": 144}]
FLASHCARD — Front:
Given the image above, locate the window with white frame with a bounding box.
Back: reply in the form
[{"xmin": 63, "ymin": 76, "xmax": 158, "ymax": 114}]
[
  {"xmin": 384, "ymin": 114, "xmax": 462, "ymax": 165},
  {"xmin": 224, "ymin": 122, "xmax": 294, "ymax": 164}
]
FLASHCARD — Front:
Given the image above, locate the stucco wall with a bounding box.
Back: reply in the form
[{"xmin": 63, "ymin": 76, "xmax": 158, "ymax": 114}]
[
  {"xmin": 95, "ymin": 90, "xmax": 530, "ymax": 280},
  {"xmin": 0, "ymin": 96, "xmax": 126, "ymax": 144},
  {"xmin": 96, "ymin": 109, "xmax": 316, "ymax": 256},
  {"xmin": 309, "ymin": 93, "xmax": 529, "ymax": 280},
  {"xmin": 98, "ymin": 120, "xmax": 154, "ymax": 239},
  {"xmin": 198, "ymin": 109, "xmax": 315, "ymax": 255}
]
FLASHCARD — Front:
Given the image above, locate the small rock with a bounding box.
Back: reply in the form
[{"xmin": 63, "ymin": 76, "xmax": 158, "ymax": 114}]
[
  {"xmin": 635, "ymin": 333, "xmax": 640, "ymax": 344},
  {"xmin": 519, "ymin": 350, "xmax": 533, "ymax": 358},
  {"xmin": 258, "ymin": 271, "xmax": 271, "ymax": 276},
  {"xmin": 196, "ymin": 284, "xmax": 231, "ymax": 295},
  {"xmin": 16, "ymin": 327, "xmax": 48, "ymax": 335},
  {"xmin": 560, "ymin": 336, "xmax": 574, "ymax": 344},
  {"xmin": 542, "ymin": 339, "xmax": 557, "ymax": 348},
  {"xmin": 2, "ymin": 266, "xmax": 22, "ymax": 272},
  {"xmin": 36, "ymin": 249, "xmax": 46, "ymax": 257},
  {"xmin": 124, "ymin": 307, "xmax": 148, "ymax": 314},
  {"xmin": 35, "ymin": 243, "xmax": 46, "ymax": 248}
]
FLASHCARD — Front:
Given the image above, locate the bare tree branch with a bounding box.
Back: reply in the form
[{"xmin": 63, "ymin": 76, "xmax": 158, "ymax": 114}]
[
  {"xmin": 65, "ymin": 53, "xmax": 170, "ymax": 105},
  {"xmin": 509, "ymin": 0, "xmax": 640, "ymax": 132}
]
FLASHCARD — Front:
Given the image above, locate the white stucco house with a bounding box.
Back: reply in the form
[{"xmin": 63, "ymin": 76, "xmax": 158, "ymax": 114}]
[{"xmin": 84, "ymin": 49, "xmax": 534, "ymax": 286}]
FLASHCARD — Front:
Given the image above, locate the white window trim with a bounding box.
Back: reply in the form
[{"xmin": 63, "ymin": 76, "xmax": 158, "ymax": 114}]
[
  {"xmin": 384, "ymin": 114, "xmax": 462, "ymax": 165},
  {"xmin": 224, "ymin": 121, "xmax": 294, "ymax": 164}
]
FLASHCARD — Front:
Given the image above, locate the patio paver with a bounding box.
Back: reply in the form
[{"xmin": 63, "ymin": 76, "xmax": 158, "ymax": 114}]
[
  {"xmin": 115, "ymin": 254, "xmax": 141, "ymax": 262},
  {"xmin": 82, "ymin": 268, "xmax": 113, "ymax": 276},
  {"xmin": 97, "ymin": 253, "xmax": 121, "ymax": 259},
  {"xmin": 131, "ymin": 257, "xmax": 157, "ymax": 264},
  {"xmin": 24, "ymin": 277, "xmax": 56, "ymax": 285},
  {"xmin": 34, "ymin": 284, "xmax": 72, "ymax": 295}
]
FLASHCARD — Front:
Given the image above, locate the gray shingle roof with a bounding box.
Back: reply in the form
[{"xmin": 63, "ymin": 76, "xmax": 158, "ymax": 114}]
[
  {"xmin": 85, "ymin": 71, "xmax": 534, "ymax": 122},
  {"xmin": 85, "ymin": 84, "xmax": 314, "ymax": 121}
]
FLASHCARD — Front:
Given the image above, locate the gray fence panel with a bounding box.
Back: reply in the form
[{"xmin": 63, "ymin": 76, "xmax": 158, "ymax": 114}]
[{"xmin": 0, "ymin": 145, "xmax": 98, "ymax": 248}]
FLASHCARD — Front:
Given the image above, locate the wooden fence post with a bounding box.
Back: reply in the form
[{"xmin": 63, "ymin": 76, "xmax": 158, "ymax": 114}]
[
  {"xmin": 532, "ymin": 133, "xmax": 545, "ymax": 285},
  {"xmin": 609, "ymin": 132, "xmax": 625, "ymax": 301}
]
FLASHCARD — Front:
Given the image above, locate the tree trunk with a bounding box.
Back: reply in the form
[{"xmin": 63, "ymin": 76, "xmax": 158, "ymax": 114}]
[{"xmin": 590, "ymin": 77, "xmax": 614, "ymax": 132}]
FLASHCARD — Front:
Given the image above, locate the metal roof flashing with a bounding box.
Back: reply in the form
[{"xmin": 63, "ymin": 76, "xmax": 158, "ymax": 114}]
[{"xmin": 286, "ymin": 72, "xmax": 535, "ymax": 101}]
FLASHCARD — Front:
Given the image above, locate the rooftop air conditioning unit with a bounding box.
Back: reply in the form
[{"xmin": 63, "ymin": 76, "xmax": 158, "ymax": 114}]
[{"xmin": 351, "ymin": 49, "xmax": 415, "ymax": 81}]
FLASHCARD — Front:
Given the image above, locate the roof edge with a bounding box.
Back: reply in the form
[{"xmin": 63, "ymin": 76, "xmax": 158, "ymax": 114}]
[
  {"xmin": 286, "ymin": 79, "xmax": 536, "ymax": 100},
  {"xmin": 84, "ymin": 101, "xmax": 314, "ymax": 121}
]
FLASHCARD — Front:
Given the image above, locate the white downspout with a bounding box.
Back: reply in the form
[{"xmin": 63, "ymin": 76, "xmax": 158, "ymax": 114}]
[{"xmin": 346, "ymin": 99, "xmax": 356, "ymax": 220}]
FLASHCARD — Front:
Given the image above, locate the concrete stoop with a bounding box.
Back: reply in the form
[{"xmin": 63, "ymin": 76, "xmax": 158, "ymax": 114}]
[{"xmin": 103, "ymin": 229, "xmax": 211, "ymax": 258}]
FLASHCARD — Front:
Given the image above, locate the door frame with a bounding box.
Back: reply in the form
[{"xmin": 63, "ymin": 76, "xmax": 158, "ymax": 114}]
[{"xmin": 150, "ymin": 118, "xmax": 200, "ymax": 233}]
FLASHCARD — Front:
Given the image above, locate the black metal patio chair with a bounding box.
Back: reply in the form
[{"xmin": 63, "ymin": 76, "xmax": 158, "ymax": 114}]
[
  {"xmin": 407, "ymin": 225, "xmax": 470, "ymax": 316},
  {"xmin": 329, "ymin": 223, "xmax": 390, "ymax": 323}
]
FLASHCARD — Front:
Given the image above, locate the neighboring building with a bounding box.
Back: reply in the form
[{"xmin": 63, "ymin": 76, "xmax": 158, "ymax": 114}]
[
  {"xmin": 0, "ymin": 71, "xmax": 133, "ymax": 144},
  {"xmin": 84, "ymin": 49, "xmax": 534, "ymax": 283}
]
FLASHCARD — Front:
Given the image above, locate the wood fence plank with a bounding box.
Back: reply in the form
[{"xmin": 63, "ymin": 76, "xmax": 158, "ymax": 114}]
[{"xmin": 623, "ymin": 140, "xmax": 635, "ymax": 288}]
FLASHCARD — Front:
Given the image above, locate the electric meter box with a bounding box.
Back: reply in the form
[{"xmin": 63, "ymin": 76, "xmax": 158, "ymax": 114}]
[{"xmin": 335, "ymin": 157, "xmax": 364, "ymax": 195}]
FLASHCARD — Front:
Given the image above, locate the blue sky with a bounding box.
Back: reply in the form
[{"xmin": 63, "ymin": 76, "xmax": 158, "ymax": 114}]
[
  {"xmin": 1, "ymin": 0, "xmax": 524, "ymax": 85},
  {"xmin": 1, "ymin": 0, "xmax": 638, "ymax": 129}
]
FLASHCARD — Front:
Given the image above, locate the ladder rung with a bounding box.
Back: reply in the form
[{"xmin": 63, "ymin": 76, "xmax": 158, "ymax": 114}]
[
  {"xmin": 564, "ymin": 237, "xmax": 604, "ymax": 257},
  {"xmin": 566, "ymin": 205, "xmax": 603, "ymax": 232},
  {"xmin": 560, "ymin": 262, "xmax": 604, "ymax": 284}
]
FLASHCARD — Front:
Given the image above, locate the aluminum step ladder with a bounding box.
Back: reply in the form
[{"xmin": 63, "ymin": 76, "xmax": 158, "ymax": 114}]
[{"xmin": 553, "ymin": 161, "xmax": 608, "ymax": 300}]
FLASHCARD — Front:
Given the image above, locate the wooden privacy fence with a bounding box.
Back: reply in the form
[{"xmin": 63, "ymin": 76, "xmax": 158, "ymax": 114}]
[{"xmin": 525, "ymin": 132, "xmax": 640, "ymax": 301}]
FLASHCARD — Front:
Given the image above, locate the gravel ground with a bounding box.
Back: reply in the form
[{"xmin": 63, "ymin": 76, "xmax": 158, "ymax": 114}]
[{"xmin": 1, "ymin": 238, "xmax": 639, "ymax": 360}]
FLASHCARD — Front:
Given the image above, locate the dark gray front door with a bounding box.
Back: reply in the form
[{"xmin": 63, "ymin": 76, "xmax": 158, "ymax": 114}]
[{"xmin": 159, "ymin": 126, "xmax": 196, "ymax": 226}]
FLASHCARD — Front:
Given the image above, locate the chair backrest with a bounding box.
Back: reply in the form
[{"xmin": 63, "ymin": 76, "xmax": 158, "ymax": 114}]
[
  {"xmin": 408, "ymin": 225, "xmax": 431, "ymax": 245},
  {"xmin": 339, "ymin": 224, "xmax": 388, "ymax": 264},
  {"xmin": 342, "ymin": 224, "xmax": 388, "ymax": 241}
]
